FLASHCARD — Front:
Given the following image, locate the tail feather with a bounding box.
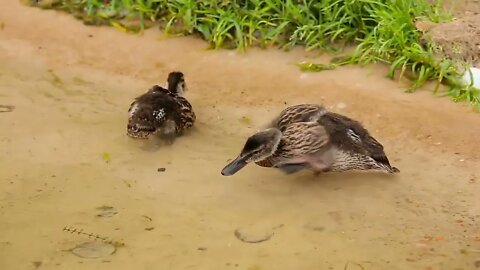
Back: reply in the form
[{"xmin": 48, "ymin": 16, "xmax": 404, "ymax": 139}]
[{"xmin": 378, "ymin": 162, "xmax": 400, "ymax": 173}]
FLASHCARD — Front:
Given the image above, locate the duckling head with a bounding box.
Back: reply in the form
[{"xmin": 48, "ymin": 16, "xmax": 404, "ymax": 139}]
[
  {"xmin": 221, "ymin": 128, "xmax": 282, "ymax": 176},
  {"xmin": 167, "ymin": 71, "xmax": 186, "ymax": 96}
]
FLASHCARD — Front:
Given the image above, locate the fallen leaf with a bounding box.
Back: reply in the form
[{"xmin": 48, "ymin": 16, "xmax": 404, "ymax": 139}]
[
  {"xmin": 111, "ymin": 21, "xmax": 127, "ymax": 32},
  {"xmin": 102, "ymin": 152, "xmax": 111, "ymax": 163}
]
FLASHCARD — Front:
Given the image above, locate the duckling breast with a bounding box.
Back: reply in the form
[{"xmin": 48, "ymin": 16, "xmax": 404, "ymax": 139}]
[{"xmin": 255, "ymin": 159, "xmax": 274, "ymax": 167}]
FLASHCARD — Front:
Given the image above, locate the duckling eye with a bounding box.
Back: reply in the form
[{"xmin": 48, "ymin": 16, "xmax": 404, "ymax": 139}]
[{"xmin": 251, "ymin": 146, "xmax": 265, "ymax": 155}]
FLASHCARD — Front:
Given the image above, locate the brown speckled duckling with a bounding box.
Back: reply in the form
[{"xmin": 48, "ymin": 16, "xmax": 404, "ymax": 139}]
[
  {"xmin": 221, "ymin": 104, "xmax": 398, "ymax": 176},
  {"xmin": 127, "ymin": 71, "xmax": 196, "ymax": 143}
]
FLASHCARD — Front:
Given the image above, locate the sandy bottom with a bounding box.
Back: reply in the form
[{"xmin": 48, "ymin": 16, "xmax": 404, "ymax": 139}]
[{"xmin": 1, "ymin": 1, "xmax": 480, "ymax": 270}]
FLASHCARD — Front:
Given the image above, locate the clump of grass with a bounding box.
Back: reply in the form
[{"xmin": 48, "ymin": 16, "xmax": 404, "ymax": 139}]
[{"xmin": 25, "ymin": 0, "xmax": 480, "ymax": 108}]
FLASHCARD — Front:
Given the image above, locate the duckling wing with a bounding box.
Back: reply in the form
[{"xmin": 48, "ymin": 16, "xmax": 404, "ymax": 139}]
[
  {"xmin": 269, "ymin": 104, "xmax": 327, "ymax": 131},
  {"xmin": 319, "ymin": 112, "xmax": 397, "ymax": 171},
  {"xmin": 175, "ymin": 97, "xmax": 196, "ymax": 130}
]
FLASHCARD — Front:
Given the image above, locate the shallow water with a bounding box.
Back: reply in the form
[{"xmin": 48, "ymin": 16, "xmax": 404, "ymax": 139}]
[{"xmin": 1, "ymin": 1, "xmax": 480, "ymax": 270}]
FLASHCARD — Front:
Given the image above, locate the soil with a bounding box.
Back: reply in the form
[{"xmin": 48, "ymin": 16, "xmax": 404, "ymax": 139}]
[
  {"xmin": 422, "ymin": 0, "xmax": 480, "ymax": 66},
  {"xmin": 443, "ymin": 0, "xmax": 480, "ymax": 16},
  {"xmin": 422, "ymin": 15, "xmax": 480, "ymax": 67},
  {"xmin": 1, "ymin": 1, "xmax": 480, "ymax": 270}
]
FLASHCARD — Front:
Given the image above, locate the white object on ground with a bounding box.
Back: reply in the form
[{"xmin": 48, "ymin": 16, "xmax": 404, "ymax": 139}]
[{"xmin": 461, "ymin": 67, "xmax": 480, "ymax": 89}]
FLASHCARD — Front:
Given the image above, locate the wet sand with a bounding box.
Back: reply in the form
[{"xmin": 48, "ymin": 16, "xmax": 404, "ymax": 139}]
[{"xmin": 1, "ymin": 1, "xmax": 480, "ymax": 270}]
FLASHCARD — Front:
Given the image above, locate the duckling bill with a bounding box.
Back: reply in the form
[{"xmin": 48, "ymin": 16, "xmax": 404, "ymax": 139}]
[
  {"xmin": 222, "ymin": 129, "xmax": 282, "ymax": 176},
  {"xmin": 222, "ymin": 104, "xmax": 399, "ymax": 176},
  {"xmin": 127, "ymin": 71, "xmax": 196, "ymax": 143}
]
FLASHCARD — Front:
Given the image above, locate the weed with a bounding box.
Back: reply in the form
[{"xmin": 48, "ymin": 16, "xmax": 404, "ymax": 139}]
[{"xmin": 24, "ymin": 0, "xmax": 480, "ymax": 108}]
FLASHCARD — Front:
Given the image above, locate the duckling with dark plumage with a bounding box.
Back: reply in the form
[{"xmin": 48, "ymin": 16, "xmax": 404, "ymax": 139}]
[
  {"xmin": 221, "ymin": 104, "xmax": 399, "ymax": 176},
  {"xmin": 127, "ymin": 71, "xmax": 196, "ymax": 143}
]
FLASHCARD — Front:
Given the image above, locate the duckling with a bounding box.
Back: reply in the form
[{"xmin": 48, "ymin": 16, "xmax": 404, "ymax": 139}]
[
  {"xmin": 269, "ymin": 104, "xmax": 399, "ymax": 174},
  {"xmin": 127, "ymin": 71, "xmax": 196, "ymax": 143},
  {"xmin": 221, "ymin": 104, "xmax": 398, "ymax": 176},
  {"xmin": 221, "ymin": 122, "xmax": 334, "ymax": 176}
]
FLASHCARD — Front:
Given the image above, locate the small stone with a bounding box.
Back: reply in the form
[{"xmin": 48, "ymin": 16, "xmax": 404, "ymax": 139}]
[
  {"xmin": 157, "ymin": 168, "xmax": 166, "ymax": 172},
  {"xmin": 70, "ymin": 241, "xmax": 116, "ymax": 259},
  {"xmin": 234, "ymin": 224, "xmax": 280, "ymax": 243},
  {"xmin": 95, "ymin": 206, "xmax": 117, "ymax": 218},
  {"xmin": 304, "ymin": 224, "xmax": 325, "ymax": 232},
  {"xmin": 198, "ymin": 247, "xmax": 207, "ymax": 251}
]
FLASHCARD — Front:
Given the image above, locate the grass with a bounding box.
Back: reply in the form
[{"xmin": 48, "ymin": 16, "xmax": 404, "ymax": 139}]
[{"xmin": 26, "ymin": 0, "xmax": 480, "ymax": 108}]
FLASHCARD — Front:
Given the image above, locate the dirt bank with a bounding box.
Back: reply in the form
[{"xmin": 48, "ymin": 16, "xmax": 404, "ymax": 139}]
[
  {"xmin": 420, "ymin": 1, "xmax": 480, "ymax": 67},
  {"xmin": 0, "ymin": 1, "xmax": 479, "ymax": 270}
]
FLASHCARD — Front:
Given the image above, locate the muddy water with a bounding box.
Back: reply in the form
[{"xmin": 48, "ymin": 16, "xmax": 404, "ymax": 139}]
[{"xmin": 1, "ymin": 1, "xmax": 480, "ymax": 270}]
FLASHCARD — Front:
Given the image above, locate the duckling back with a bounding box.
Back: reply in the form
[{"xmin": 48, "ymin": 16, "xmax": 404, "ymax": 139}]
[
  {"xmin": 270, "ymin": 104, "xmax": 327, "ymax": 131},
  {"xmin": 127, "ymin": 87, "xmax": 195, "ymax": 140}
]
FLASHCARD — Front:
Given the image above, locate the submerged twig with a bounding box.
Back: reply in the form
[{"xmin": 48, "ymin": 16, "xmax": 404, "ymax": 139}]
[{"xmin": 62, "ymin": 226, "xmax": 125, "ymax": 247}]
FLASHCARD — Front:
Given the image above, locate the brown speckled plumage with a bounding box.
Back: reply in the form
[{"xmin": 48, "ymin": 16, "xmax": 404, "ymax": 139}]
[
  {"xmin": 222, "ymin": 104, "xmax": 399, "ymax": 176},
  {"xmin": 270, "ymin": 104, "xmax": 399, "ymax": 173},
  {"xmin": 255, "ymin": 122, "xmax": 331, "ymax": 169},
  {"xmin": 270, "ymin": 104, "xmax": 327, "ymax": 131},
  {"xmin": 254, "ymin": 159, "xmax": 273, "ymax": 167},
  {"xmin": 127, "ymin": 71, "xmax": 195, "ymax": 142}
]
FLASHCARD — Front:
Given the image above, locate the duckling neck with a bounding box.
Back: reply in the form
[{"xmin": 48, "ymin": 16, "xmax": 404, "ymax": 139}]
[
  {"xmin": 255, "ymin": 138, "xmax": 282, "ymax": 168},
  {"xmin": 168, "ymin": 83, "xmax": 184, "ymax": 97},
  {"xmin": 250, "ymin": 128, "xmax": 282, "ymax": 168},
  {"xmin": 255, "ymin": 159, "xmax": 274, "ymax": 168}
]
